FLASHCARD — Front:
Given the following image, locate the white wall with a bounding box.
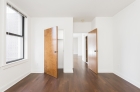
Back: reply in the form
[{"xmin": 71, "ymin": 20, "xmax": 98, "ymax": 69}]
[
  {"xmin": 31, "ymin": 17, "xmax": 73, "ymax": 73},
  {"xmin": 113, "ymin": 0, "xmax": 140, "ymax": 88},
  {"xmin": 74, "ymin": 22, "xmax": 91, "ymax": 33},
  {"xmin": 0, "ymin": 0, "xmax": 31, "ymax": 91},
  {"xmin": 91, "ymin": 17, "xmax": 113, "ymax": 73},
  {"xmin": 0, "ymin": 0, "xmax": 5, "ymax": 67},
  {"xmin": 78, "ymin": 34, "xmax": 82, "ymax": 56},
  {"xmin": 91, "ymin": 18, "xmax": 96, "ymax": 30},
  {"xmin": 73, "ymin": 38, "xmax": 78, "ymax": 54}
]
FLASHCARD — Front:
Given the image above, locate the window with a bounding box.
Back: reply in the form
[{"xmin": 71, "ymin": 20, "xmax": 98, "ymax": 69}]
[{"xmin": 6, "ymin": 4, "xmax": 25, "ymax": 63}]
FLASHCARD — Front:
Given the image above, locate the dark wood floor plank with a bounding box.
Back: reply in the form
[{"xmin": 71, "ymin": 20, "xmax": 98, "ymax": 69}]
[{"xmin": 5, "ymin": 55, "xmax": 140, "ymax": 92}]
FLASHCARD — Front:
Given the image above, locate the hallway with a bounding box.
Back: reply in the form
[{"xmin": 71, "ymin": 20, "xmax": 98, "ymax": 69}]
[{"xmin": 6, "ymin": 55, "xmax": 140, "ymax": 92}]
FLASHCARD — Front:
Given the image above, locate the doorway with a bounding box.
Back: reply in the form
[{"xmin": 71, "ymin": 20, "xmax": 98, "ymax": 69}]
[
  {"xmin": 58, "ymin": 30, "xmax": 64, "ymax": 69},
  {"xmin": 73, "ymin": 33, "xmax": 88, "ymax": 61},
  {"xmin": 73, "ymin": 30, "xmax": 98, "ymax": 74}
]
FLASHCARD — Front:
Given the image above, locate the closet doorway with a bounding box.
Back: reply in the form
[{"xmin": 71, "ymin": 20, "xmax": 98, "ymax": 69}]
[{"xmin": 58, "ymin": 30, "xmax": 64, "ymax": 69}]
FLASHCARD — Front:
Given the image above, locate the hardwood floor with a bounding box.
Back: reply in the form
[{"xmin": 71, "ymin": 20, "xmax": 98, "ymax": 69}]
[{"xmin": 5, "ymin": 55, "xmax": 140, "ymax": 92}]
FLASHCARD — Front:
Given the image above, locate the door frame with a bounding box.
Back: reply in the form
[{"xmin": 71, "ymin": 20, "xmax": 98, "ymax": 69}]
[{"xmin": 85, "ymin": 36, "xmax": 88, "ymax": 62}]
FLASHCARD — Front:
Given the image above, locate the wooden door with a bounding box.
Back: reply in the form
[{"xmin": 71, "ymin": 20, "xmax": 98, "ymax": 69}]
[
  {"xmin": 88, "ymin": 29, "xmax": 98, "ymax": 74},
  {"xmin": 44, "ymin": 26, "xmax": 58, "ymax": 78},
  {"xmin": 85, "ymin": 36, "xmax": 88, "ymax": 62}
]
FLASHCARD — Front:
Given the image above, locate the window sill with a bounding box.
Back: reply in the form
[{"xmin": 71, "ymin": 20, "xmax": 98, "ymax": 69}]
[
  {"xmin": 0, "ymin": 59, "xmax": 29, "ymax": 70},
  {"xmin": 6, "ymin": 58, "xmax": 25, "ymax": 64}
]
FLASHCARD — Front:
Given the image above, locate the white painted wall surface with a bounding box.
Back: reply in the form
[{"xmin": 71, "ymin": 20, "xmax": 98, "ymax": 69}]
[
  {"xmin": 31, "ymin": 17, "xmax": 73, "ymax": 73},
  {"xmin": 0, "ymin": 0, "xmax": 31, "ymax": 91},
  {"xmin": 91, "ymin": 17, "xmax": 113, "ymax": 73},
  {"xmin": 73, "ymin": 38, "xmax": 78, "ymax": 54},
  {"xmin": 74, "ymin": 22, "xmax": 91, "ymax": 33},
  {"xmin": 0, "ymin": 0, "xmax": 5, "ymax": 67},
  {"xmin": 78, "ymin": 34, "xmax": 82, "ymax": 56},
  {"xmin": 113, "ymin": 0, "xmax": 140, "ymax": 88},
  {"xmin": 91, "ymin": 18, "xmax": 97, "ymax": 30}
]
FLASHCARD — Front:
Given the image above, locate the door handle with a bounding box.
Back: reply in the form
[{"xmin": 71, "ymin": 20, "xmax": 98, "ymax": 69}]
[
  {"xmin": 54, "ymin": 51, "xmax": 58, "ymax": 53},
  {"xmin": 94, "ymin": 50, "xmax": 98, "ymax": 52}
]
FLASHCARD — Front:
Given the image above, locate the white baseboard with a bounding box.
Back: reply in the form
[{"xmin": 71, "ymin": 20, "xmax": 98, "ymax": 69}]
[
  {"xmin": 98, "ymin": 69, "xmax": 113, "ymax": 73},
  {"xmin": 64, "ymin": 68, "xmax": 73, "ymax": 73},
  {"xmin": 114, "ymin": 71, "xmax": 140, "ymax": 89},
  {"xmin": 32, "ymin": 68, "xmax": 73, "ymax": 73},
  {"xmin": 31, "ymin": 68, "xmax": 44, "ymax": 73},
  {"xmin": 0, "ymin": 72, "xmax": 30, "ymax": 92},
  {"xmin": 58, "ymin": 68, "xmax": 63, "ymax": 69},
  {"xmin": 31, "ymin": 71, "xmax": 44, "ymax": 73}
]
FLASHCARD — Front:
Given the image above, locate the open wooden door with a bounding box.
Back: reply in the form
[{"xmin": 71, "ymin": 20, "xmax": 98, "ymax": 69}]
[
  {"xmin": 44, "ymin": 26, "xmax": 58, "ymax": 78},
  {"xmin": 88, "ymin": 29, "xmax": 98, "ymax": 74}
]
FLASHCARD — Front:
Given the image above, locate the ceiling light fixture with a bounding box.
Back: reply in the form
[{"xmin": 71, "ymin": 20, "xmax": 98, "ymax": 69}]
[{"xmin": 81, "ymin": 19, "xmax": 84, "ymax": 22}]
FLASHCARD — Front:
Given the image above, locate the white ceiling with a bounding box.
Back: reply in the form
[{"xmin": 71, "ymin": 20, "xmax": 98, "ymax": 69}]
[{"xmin": 10, "ymin": 0, "xmax": 135, "ymax": 22}]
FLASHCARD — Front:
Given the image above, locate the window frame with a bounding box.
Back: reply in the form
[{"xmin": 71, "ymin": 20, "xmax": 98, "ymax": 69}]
[{"xmin": 6, "ymin": 8, "xmax": 25, "ymax": 64}]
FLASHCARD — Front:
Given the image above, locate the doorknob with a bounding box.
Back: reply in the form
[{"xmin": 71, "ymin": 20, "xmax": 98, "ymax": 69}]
[
  {"xmin": 94, "ymin": 50, "xmax": 98, "ymax": 52},
  {"xmin": 54, "ymin": 51, "xmax": 58, "ymax": 53}
]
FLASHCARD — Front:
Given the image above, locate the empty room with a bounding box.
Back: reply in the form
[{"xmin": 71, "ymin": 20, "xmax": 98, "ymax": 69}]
[{"xmin": 0, "ymin": 0, "xmax": 140, "ymax": 92}]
